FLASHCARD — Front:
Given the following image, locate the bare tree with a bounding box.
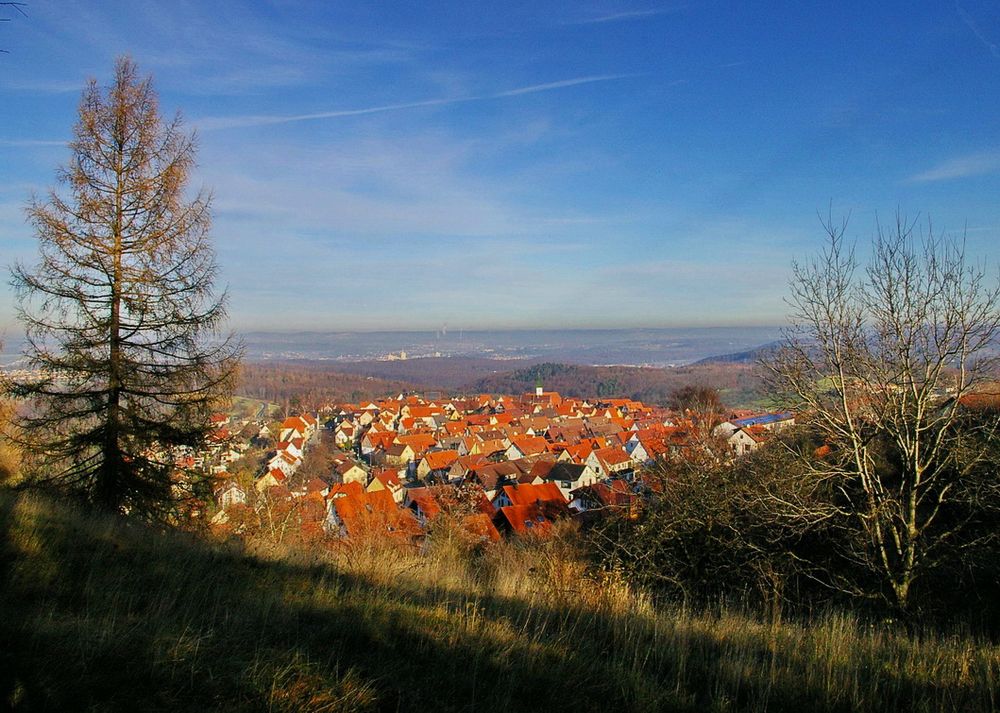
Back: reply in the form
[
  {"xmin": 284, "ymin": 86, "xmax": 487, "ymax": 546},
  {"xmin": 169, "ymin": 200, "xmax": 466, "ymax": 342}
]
[
  {"xmin": 6, "ymin": 57, "xmax": 241, "ymax": 519},
  {"xmin": 766, "ymin": 212, "xmax": 1000, "ymax": 610}
]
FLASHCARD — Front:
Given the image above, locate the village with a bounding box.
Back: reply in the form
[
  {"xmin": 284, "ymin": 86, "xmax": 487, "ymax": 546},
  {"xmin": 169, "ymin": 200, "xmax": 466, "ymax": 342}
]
[{"xmin": 200, "ymin": 383, "xmax": 794, "ymax": 544}]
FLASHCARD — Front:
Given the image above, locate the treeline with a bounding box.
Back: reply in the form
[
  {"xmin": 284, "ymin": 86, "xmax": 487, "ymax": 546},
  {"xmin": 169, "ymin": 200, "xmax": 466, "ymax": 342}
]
[
  {"xmin": 237, "ymin": 358, "xmax": 768, "ymax": 409},
  {"xmin": 471, "ymin": 361, "xmax": 765, "ymax": 406},
  {"xmin": 317, "ymin": 356, "xmax": 543, "ymax": 390},
  {"xmin": 236, "ymin": 362, "xmax": 418, "ymax": 408}
]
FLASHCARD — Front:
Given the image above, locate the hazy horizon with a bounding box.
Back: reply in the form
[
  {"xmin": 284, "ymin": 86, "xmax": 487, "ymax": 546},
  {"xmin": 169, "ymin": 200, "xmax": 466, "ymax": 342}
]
[{"xmin": 2, "ymin": 325, "xmax": 784, "ymax": 368}]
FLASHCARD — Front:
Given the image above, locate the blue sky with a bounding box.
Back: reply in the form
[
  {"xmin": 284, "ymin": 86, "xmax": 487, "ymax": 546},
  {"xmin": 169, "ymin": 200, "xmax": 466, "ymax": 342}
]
[{"xmin": 2, "ymin": 1, "xmax": 999, "ymax": 332}]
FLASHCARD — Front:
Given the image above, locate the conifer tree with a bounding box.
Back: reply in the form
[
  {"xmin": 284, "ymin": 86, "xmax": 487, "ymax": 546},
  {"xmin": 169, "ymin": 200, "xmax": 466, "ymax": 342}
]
[{"xmin": 8, "ymin": 57, "xmax": 241, "ymax": 518}]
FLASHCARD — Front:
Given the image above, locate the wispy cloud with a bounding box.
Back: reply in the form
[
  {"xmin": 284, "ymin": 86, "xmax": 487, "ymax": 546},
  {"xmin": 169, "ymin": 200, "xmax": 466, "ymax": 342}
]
[
  {"xmin": 568, "ymin": 7, "xmax": 683, "ymax": 25},
  {"xmin": 0, "ymin": 78, "xmax": 83, "ymax": 94},
  {"xmin": 956, "ymin": 2, "xmax": 1000, "ymax": 59},
  {"xmin": 0, "ymin": 139, "xmax": 67, "ymax": 147},
  {"xmin": 195, "ymin": 73, "xmax": 640, "ymax": 131},
  {"xmin": 494, "ymin": 74, "xmax": 638, "ymax": 96},
  {"xmin": 907, "ymin": 151, "xmax": 1000, "ymax": 182}
]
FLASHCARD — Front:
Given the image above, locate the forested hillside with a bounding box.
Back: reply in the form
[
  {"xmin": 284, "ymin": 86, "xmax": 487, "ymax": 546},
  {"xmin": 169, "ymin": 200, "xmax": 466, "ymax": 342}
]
[
  {"xmin": 237, "ymin": 362, "xmax": 419, "ymax": 407},
  {"xmin": 469, "ymin": 361, "xmax": 766, "ymax": 406},
  {"xmin": 235, "ymin": 358, "xmax": 769, "ymax": 409},
  {"xmin": 309, "ymin": 357, "xmax": 542, "ymax": 390},
  {"xmin": 237, "ymin": 357, "xmax": 762, "ymax": 407}
]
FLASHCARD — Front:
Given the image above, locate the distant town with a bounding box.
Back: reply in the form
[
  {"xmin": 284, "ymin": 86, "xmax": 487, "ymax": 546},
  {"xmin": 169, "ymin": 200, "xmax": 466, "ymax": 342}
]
[{"xmin": 200, "ymin": 383, "xmax": 793, "ymax": 543}]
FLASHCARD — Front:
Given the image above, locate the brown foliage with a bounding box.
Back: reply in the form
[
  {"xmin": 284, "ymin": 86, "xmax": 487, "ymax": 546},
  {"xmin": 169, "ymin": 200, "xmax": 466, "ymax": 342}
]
[{"xmin": 7, "ymin": 57, "xmax": 241, "ymax": 517}]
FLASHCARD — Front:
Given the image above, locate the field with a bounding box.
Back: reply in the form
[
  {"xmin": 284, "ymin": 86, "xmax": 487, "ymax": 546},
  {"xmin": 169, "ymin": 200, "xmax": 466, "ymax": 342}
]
[{"xmin": 2, "ymin": 490, "xmax": 998, "ymax": 712}]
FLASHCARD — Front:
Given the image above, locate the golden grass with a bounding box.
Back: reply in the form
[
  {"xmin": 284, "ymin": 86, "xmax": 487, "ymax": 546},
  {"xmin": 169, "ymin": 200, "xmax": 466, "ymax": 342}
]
[{"xmin": 2, "ymin": 490, "xmax": 998, "ymax": 712}]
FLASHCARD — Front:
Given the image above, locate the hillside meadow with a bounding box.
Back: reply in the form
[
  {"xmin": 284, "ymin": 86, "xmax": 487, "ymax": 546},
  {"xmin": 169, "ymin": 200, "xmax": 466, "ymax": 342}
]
[{"xmin": 2, "ymin": 489, "xmax": 998, "ymax": 712}]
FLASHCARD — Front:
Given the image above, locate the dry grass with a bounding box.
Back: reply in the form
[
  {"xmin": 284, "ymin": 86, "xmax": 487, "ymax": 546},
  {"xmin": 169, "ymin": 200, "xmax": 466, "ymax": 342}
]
[{"xmin": 2, "ymin": 490, "xmax": 998, "ymax": 712}]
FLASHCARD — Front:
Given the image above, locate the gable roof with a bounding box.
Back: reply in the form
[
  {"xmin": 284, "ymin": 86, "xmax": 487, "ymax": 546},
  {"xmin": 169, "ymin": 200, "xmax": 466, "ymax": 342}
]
[
  {"xmin": 396, "ymin": 433, "xmax": 439, "ymax": 452},
  {"xmin": 331, "ymin": 488, "xmax": 419, "ymax": 539},
  {"xmin": 546, "ymin": 462, "xmax": 591, "ymax": 482},
  {"xmin": 463, "ymin": 513, "xmax": 502, "ymax": 542},
  {"xmin": 493, "ymin": 499, "xmax": 568, "ymax": 536},
  {"xmin": 570, "ymin": 479, "xmax": 638, "ymax": 510},
  {"xmin": 421, "ymin": 449, "xmax": 460, "ymax": 471},
  {"xmin": 385, "ymin": 443, "xmax": 415, "ymax": 458},
  {"xmin": 368, "ymin": 469, "xmax": 403, "ymax": 490},
  {"xmin": 509, "ymin": 435, "xmax": 549, "ymax": 457},
  {"xmin": 497, "ymin": 481, "xmax": 567, "ymax": 507},
  {"xmin": 592, "ymin": 446, "xmax": 632, "ymax": 468}
]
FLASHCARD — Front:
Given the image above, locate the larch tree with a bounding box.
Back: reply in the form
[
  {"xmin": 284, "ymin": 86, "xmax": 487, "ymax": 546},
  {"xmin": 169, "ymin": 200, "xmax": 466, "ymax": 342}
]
[
  {"xmin": 7, "ymin": 56, "xmax": 241, "ymax": 518},
  {"xmin": 765, "ymin": 213, "xmax": 1000, "ymax": 611}
]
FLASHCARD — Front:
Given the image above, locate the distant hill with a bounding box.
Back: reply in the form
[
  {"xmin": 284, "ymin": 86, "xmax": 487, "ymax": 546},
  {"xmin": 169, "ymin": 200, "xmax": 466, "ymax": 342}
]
[
  {"xmin": 310, "ymin": 356, "xmax": 541, "ymax": 391},
  {"xmin": 236, "ymin": 357, "xmax": 770, "ymax": 409},
  {"xmin": 467, "ymin": 361, "xmax": 764, "ymax": 406},
  {"xmin": 237, "ymin": 362, "xmax": 420, "ymax": 406},
  {"xmin": 693, "ymin": 341, "xmax": 782, "ymax": 366}
]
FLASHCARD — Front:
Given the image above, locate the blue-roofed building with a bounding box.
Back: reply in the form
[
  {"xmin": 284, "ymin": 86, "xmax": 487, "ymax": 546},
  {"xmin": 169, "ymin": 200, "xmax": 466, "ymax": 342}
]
[
  {"xmin": 712, "ymin": 412, "xmax": 796, "ymax": 457},
  {"xmin": 731, "ymin": 412, "xmax": 795, "ymax": 429}
]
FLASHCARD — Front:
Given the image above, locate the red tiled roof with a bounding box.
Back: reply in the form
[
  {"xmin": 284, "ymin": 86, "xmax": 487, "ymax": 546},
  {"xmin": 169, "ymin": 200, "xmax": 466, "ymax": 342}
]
[
  {"xmin": 396, "ymin": 433, "xmax": 439, "ymax": 452},
  {"xmin": 408, "ymin": 492, "xmax": 442, "ymax": 521},
  {"xmin": 498, "ymin": 481, "xmax": 567, "ymax": 507},
  {"xmin": 331, "ymin": 488, "xmax": 420, "ymax": 539},
  {"xmin": 509, "ymin": 436, "xmax": 549, "ymax": 456},
  {"xmin": 593, "ymin": 447, "xmax": 632, "ymax": 468},
  {"xmin": 327, "ymin": 481, "xmax": 364, "ymax": 500},
  {"xmin": 463, "ymin": 513, "xmax": 501, "ymax": 542},
  {"xmin": 369, "ymin": 469, "xmax": 403, "ymax": 489},
  {"xmin": 422, "ymin": 449, "xmax": 460, "ymax": 471},
  {"xmin": 493, "ymin": 498, "xmax": 569, "ymax": 536}
]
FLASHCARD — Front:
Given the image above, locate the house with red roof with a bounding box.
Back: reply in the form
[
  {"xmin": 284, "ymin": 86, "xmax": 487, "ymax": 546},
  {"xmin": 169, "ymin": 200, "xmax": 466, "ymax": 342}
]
[
  {"xmin": 416, "ymin": 449, "xmax": 460, "ymax": 480},
  {"xmin": 325, "ymin": 487, "xmax": 420, "ymax": 540},
  {"xmin": 335, "ymin": 459, "xmax": 368, "ymax": 486},
  {"xmin": 361, "ymin": 430, "xmax": 397, "ymax": 456},
  {"xmin": 267, "ymin": 450, "xmax": 300, "ymax": 478},
  {"xmin": 395, "ymin": 433, "xmax": 439, "ymax": 457},
  {"xmin": 569, "ymin": 480, "xmax": 640, "ymax": 518},
  {"xmin": 491, "ymin": 481, "xmax": 567, "ymax": 510},
  {"xmin": 403, "ymin": 486, "xmax": 445, "ymax": 525},
  {"xmin": 586, "ymin": 446, "xmax": 634, "ymax": 479},
  {"xmin": 256, "ymin": 467, "xmax": 288, "ymax": 492},
  {"xmin": 334, "ymin": 422, "xmax": 356, "ymax": 448},
  {"xmin": 544, "ymin": 462, "xmax": 600, "ymax": 500},
  {"xmin": 493, "ymin": 498, "xmax": 570, "ymax": 538},
  {"xmin": 366, "ymin": 469, "xmax": 405, "ymax": 503},
  {"xmin": 725, "ymin": 426, "xmax": 768, "ymax": 456},
  {"xmin": 504, "ymin": 435, "xmax": 549, "ymax": 461},
  {"xmin": 384, "ymin": 442, "xmax": 416, "ymax": 467}
]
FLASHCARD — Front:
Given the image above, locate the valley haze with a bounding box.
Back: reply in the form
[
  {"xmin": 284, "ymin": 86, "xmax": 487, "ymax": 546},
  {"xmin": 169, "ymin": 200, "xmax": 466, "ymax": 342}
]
[{"xmin": 239, "ymin": 326, "xmax": 783, "ymax": 366}]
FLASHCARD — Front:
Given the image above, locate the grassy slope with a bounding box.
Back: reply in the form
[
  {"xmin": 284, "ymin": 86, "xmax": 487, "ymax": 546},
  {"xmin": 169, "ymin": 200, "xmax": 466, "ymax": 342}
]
[{"xmin": 2, "ymin": 490, "xmax": 998, "ymax": 712}]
